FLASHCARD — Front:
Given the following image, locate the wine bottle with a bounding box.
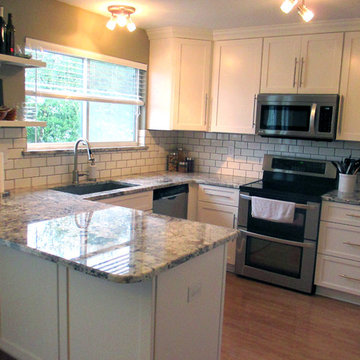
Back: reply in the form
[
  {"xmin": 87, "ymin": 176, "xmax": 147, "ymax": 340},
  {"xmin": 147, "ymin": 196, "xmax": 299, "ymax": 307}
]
[
  {"xmin": 0, "ymin": 7, "xmax": 6, "ymax": 54},
  {"xmin": 5, "ymin": 13, "xmax": 15, "ymax": 56}
]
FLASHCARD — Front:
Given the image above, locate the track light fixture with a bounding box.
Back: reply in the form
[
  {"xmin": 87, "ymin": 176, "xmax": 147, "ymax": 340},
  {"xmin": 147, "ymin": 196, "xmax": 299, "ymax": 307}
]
[
  {"xmin": 280, "ymin": 0, "xmax": 314, "ymax": 22},
  {"xmin": 106, "ymin": 5, "xmax": 137, "ymax": 32}
]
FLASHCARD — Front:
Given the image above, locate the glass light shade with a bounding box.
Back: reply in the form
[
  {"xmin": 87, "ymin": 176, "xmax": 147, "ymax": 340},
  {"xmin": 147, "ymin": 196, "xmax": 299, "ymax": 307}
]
[
  {"xmin": 117, "ymin": 14, "xmax": 128, "ymax": 27},
  {"xmin": 106, "ymin": 16, "xmax": 117, "ymax": 31},
  {"xmin": 280, "ymin": 0, "xmax": 298, "ymax": 14},
  {"xmin": 298, "ymin": 5, "xmax": 314, "ymax": 22},
  {"xmin": 127, "ymin": 20, "xmax": 136, "ymax": 32}
]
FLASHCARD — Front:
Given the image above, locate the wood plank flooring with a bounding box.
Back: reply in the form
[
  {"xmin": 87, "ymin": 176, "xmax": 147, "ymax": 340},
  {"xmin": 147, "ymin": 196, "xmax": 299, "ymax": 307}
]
[
  {"xmin": 1, "ymin": 273, "xmax": 360, "ymax": 360},
  {"xmin": 222, "ymin": 273, "xmax": 360, "ymax": 360}
]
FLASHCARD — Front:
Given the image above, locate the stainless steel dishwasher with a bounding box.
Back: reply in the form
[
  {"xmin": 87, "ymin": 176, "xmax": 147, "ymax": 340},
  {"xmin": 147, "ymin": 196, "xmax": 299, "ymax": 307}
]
[{"xmin": 152, "ymin": 184, "xmax": 188, "ymax": 219}]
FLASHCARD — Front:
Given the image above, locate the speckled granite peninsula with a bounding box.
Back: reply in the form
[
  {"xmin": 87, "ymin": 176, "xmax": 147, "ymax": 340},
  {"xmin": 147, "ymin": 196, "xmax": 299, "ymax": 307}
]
[
  {"xmin": 0, "ymin": 172, "xmax": 246, "ymax": 360},
  {"xmin": 0, "ymin": 172, "xmax": 245, "ymax": 283}
]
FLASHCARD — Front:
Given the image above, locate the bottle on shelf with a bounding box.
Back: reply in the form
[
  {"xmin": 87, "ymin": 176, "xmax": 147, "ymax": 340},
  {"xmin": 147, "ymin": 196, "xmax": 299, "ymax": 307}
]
[
  {"xmin": 0, "ymin": 7, "xmax": 6, "ymax": 54},
  {"xmin": 5, "ymin": 13, "xmax": 15, "ymax": 56}
]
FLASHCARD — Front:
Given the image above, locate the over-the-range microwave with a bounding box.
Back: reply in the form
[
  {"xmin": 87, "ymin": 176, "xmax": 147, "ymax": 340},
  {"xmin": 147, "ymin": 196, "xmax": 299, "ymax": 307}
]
[{"xmin": 255, "ymin": 94, "xmax": 340, "ymax": 141}]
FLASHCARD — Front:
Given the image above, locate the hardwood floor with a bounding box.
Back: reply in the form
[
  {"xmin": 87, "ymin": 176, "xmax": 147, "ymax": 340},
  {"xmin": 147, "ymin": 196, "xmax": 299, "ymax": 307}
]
[
  {"xmin": 1, "ymin": 273, "xmax": 360, "ymax": 360},
  {"xmin": 222, "ymin": 273, "xmax": 360, "ymax": 360}
]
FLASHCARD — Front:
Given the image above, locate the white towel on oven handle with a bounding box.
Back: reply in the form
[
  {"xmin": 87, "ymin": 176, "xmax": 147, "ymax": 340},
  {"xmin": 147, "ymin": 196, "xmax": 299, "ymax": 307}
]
[{"xmin": 251, "ymin": 196, "xmax": 295, "ymax": 224}]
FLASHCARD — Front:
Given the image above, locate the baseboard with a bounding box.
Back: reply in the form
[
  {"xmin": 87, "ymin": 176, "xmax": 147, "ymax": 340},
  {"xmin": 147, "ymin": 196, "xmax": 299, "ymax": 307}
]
[
  {"xmin": 316, "ymin": 286, "xmax": 360, "ymax": 306},
  {"xmin": 0, "ymin": 338, "xmax": 40, "ymax": 360},
  {"xmin": 226, "ymin": 264, "xmax": 235, "ymax": 273}
]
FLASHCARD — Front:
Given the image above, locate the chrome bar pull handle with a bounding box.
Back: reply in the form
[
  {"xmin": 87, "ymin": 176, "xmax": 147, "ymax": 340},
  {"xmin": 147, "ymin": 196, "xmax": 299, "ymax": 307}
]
[
  {"xmin": 337, "ymin": 95, "xmax": 344, "ymax": 135},
  {"xmin": 339, "ymin": 274, "xmax": 360, "ymax": 282},
  {"xmin": 233, "ymin": 214, "xmax": 236, "ymax": 229},
  {"xmin": 299, "ymin": 57, "xmax": 304, "ymax": 88},
  {"xmin": 204, "ymin": 93, "xmax": 208, "ymax": 125},
  {"xmin": 293, "ymin": 58, "xmax": 298, "ymax": 88},
  {"xmin": 346, "ymin": 213, "xmax": 360, "ymax": 219},
  {"xmin": 343, "ymin": 242, "xmax": 360, "ymax": 247},
  {"xmin": 252, "ymin": 94, "xmax": 257, "ymax": 128}
]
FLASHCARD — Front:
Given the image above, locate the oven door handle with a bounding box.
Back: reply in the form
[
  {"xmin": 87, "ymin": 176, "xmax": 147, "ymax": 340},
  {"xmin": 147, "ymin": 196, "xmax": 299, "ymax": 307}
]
[
  {"xmin": 239, "ymin": 229, "xmax": 316, "ymax": 248},
  {"xmin": 239, "ymin": 194, "xmax": 317, "ymax": 210}
]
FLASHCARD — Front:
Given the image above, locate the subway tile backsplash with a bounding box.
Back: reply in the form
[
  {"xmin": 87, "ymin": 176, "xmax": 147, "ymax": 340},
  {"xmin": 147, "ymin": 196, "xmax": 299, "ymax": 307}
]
[
  {"xmin": 0, "ymin": 128, "xmax": 176, "ymax": 191},
  {"xmin": 1, "ymin": 127, "xmax": 360, "ymax": 192},
  {"xmin": 176, "ymin": 131, "xmax": 360, "ymax": 179}
]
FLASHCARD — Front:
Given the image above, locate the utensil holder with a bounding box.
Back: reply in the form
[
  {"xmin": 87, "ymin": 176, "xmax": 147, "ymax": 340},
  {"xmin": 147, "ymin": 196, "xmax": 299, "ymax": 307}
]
[{"xmin": 338, "ymin": 174, "xmax": 357, "ymax": 193}]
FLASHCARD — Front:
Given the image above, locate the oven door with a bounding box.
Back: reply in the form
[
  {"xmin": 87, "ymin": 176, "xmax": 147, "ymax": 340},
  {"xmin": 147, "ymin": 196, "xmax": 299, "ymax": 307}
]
[
  {"xmin": 238, "ymin": 193, "xmax": 321, "ymax": 242},
  {"xmin": 235, "ymin": 230, "xmax": 317, "ymax": 293}
]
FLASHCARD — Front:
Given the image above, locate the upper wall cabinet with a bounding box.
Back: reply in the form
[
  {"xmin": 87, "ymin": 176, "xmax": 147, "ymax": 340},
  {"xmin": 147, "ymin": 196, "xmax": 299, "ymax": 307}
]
[
  {"xmin": 147, "ymin": 37, "xmax": 211, "ymax": 131},
  {"xmin": 261, "ymin": 33, "xmax": 343, "ymax": 94},
  {"xmin": 210, "ymin": 39, "xmax": 262, "ymax": 134},
  {"xmin": 337, "ymin": 32, "xmax": 360, "ymax": 141}
]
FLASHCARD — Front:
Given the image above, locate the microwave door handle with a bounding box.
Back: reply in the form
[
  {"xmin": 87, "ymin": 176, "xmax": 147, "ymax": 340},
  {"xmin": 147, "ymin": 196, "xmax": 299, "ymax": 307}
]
[{"xmin": 310, "ymin": 103, "xmax": 317, "ymax": 134}]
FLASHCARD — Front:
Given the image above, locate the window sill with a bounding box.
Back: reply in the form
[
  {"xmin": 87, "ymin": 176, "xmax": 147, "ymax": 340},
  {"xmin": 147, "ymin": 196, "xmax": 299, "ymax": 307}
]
[{"xmin": 22, "ymin": 145, "xmax": 149, "ymax": 157}]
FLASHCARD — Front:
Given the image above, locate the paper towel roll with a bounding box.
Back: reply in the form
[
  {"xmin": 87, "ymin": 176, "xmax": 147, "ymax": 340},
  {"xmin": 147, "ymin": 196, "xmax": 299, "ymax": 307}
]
[{"xmin": 0, "ymin": 152, "xmax": 4, "ymax": 194}]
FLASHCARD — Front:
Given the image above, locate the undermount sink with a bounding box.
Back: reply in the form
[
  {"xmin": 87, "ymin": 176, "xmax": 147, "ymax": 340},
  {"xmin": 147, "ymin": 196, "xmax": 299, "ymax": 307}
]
[{"xmin": 52, "ymin": 181, "xmax": 138, "ymax": 195}]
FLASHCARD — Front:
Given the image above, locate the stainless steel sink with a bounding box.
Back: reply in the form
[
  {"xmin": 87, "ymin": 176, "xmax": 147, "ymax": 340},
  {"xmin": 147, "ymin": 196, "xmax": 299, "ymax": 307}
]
[{"xmin": 52, "ymin": 181, "xmax": 138, "ymax": 195}]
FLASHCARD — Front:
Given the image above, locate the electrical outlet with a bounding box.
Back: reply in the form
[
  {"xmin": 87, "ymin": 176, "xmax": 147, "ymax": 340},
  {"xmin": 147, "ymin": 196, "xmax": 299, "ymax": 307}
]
[{"xmin": 187, "ymin": 281, "xmax": 202, "ymax": 303}]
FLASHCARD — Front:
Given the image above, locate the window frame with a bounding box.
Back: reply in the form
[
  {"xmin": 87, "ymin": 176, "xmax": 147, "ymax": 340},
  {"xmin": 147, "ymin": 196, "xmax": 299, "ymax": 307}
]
[{"xmin": 25, "ymin": 38, "xmax": 147, "ymax": 150}]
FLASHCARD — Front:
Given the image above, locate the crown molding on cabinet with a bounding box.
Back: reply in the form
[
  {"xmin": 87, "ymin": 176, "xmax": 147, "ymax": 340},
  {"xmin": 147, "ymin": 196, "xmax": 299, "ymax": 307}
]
[
  {"xmin": 146, "ymin": 27, "xmax": 213, "ymax": 40},
  {"xmin": 213, "ymin": 18, "xmax": 360, "ymax": 41},
  {"xmin": 147, "ymin": 18, "xmax": 360, "ymax": 42}
]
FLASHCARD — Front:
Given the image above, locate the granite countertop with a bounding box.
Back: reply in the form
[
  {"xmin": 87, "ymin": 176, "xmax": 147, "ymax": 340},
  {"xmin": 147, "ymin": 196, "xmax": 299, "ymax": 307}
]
[
  {"xmin": 322, "ymin": 187, "xmax": 360, "ymax": 206},
  {"xmin": 0, "ymin": 172, "xmax": 249, "ymax": 284},
  {"xmin": 83, "ymin": 171, "xmax": 257, "ymax": 201}
]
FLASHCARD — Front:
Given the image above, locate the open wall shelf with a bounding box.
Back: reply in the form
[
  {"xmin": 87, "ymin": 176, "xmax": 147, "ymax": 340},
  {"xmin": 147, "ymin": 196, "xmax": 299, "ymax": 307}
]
[
  {"xmin": 0, "ymin": 54, "xmax": 46, "ymax": 68},
  {"xmin": 0, "ymin": 121, "xmax": 47, "ymax": 127}
]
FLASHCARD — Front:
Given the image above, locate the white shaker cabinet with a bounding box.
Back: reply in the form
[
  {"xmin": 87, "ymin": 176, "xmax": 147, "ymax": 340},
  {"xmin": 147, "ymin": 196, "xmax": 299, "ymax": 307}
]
[
  {"xmin": 96, "ymin": 191, "xmax": 153, "ymax": 211},
  {"xmin": 315, "ymin": 201, "xmax": 360, "ymax": 298},
  {"xmin": 211, "ymin": 38, "xmax": 263, "ymax": 134},
  {"xmin": 147, "ymin": 37, "xmax": 211, "ymax": 131},
  {"xmin": 261, "ymin": 33, "xmax": 343, "ymax": 94},
  {"xmin": 337, "ymin": 31, "xmax": 360, "ymax": 141},
  {"xmin": 197, "ymin": 185, "xmax": 239, "ymax": 269}
]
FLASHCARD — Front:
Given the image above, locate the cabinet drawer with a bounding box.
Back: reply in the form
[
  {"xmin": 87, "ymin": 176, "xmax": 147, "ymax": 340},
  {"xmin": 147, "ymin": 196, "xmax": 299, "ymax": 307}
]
[
  {"xmin": 198, "ymin": 184, "xmax": 239, "ymax": 207},
  {"xmin": 318, "ymin": 221, "xmax": 360, "ymax": 262},
  {"xmin": 98, "ymin": 191, "xmax": 153, "ymax": 211},
  {"xmin": 315, "ymin": 254, "xmax": 360, "ymax": 296},
  {"xmin": 321, "ymin": 201, "xmax": 360, "ymax": 226}
]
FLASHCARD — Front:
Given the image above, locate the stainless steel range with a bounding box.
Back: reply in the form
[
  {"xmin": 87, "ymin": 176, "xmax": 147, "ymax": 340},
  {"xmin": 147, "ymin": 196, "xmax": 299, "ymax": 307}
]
[{"xmin": 236, "ymin": 154, "xmax": 337, "ymax": 294}]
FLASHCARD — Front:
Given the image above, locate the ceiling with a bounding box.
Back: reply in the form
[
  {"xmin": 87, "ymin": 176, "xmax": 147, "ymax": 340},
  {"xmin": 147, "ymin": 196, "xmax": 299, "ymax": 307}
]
[{"xmin": 58, "ymin": 0, "xmax": 360, "ymax": 30}]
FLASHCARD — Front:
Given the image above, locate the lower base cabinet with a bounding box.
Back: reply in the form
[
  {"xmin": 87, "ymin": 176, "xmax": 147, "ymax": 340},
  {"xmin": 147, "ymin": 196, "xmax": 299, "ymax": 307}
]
[
  {"xmin": 0, "ymin": 245, "xmax": 227, "ymax": 360},
  {"xmin": 197, "ymin": 185, "xmax": 239, "ymax": 268},
  {"xmin": 96, "ymin": 191, "xmax": 153, "ymax": 211},
  {"xmin": 315, "ymin": 201, "xmax": 360, "ymax": 298}
]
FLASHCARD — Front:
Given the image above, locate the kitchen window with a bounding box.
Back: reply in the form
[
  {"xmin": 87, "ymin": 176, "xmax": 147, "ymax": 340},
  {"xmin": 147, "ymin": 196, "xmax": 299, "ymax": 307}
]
[{"xmin": 24, "ymin": 38, "xmax": 147, "ymax": 150}]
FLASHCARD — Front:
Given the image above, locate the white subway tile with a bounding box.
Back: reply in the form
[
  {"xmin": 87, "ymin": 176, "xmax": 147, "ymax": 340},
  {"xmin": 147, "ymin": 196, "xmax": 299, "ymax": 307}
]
[
  {"xmin": 40, "ymin": 167, "xmax": 54, "ymax": 176},
  {"xmin": 15, "ymin": 178, "xmax": 31, "ymax": 189},
  {"xmin": 24, "ymin": 168, "xmax": 40, "ymax": 178}
]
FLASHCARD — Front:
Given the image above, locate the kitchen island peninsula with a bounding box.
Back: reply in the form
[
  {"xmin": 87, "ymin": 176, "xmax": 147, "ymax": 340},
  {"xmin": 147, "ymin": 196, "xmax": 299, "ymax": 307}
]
[{"xmin": 0, "ymin": 188, "xmax": 238, "ymax": 360}]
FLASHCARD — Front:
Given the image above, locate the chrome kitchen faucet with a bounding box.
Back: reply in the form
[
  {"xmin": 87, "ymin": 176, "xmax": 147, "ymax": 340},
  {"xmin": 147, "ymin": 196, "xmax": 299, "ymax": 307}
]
[{"xmin": 72, "ymin": 138, "xmax": 95, "ymax": 184}]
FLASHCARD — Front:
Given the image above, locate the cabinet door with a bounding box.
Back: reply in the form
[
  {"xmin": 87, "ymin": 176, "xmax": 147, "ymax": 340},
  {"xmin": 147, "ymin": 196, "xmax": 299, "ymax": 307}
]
[
  {"xmin": 211, "ymin": 39, "xmax": 262, "ymax": 134},
  {"xmin": 97, "ymin": 191, "xmax": 153, "ymax": 211},
  {"xmin": 337, "ymin": 32, "xmax": 360, "ymax": 141},
  {"xmin": 174, "ymin": 39, "xmax": 211, "ymax": 131},
  {"xmin": 197, "ymin": 201, "xmax": 237, "ymax": 265},
  {"xmin": 147, "ymin": 37, "xmax": 175, "ymax": 130},
  {"xmin": 155, "ymin": 245, "xmax": 226, "ymax": 360},
  {"xmin": 299, "ymin": 33, "xmax": 343, "ymax": 94},
  {"xmin": 261, "ymin": 36, "xmax": 301, "ymax": 93}
]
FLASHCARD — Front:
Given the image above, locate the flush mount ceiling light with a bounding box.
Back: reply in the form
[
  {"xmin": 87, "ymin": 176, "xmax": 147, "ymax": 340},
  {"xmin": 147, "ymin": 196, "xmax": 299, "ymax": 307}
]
[
  {"xmin": 280, "ymin": 0, "xmax": 314, "ymax": 22},
  {"xmin": 106, "ymin": 5, "xmax": 136, "ymax": 32}
]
